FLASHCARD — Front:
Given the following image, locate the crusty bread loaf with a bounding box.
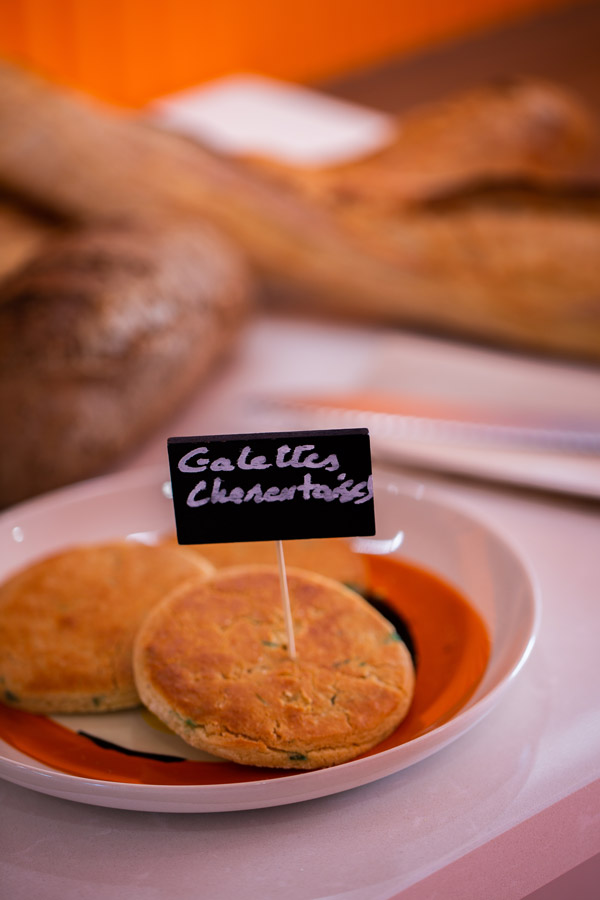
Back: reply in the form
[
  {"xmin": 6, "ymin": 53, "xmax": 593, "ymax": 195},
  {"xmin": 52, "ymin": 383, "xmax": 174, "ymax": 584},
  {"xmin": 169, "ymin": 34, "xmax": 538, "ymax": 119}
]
[
  {"xmin": 0, "ymin": 65, "xmax": 590, "ymax": 221},
  {"xmin": 133, "ymin": 565, "xmax": 415, "ymax": 768},
  {"xmin": 268, "ymin": 178, "xmax": 600, "ymax": 358},
  {"xmin": 0, "ymin": 63, "xmax": 599, "ymax": 360},
  {"xmin": 244, "ymin": 77, "xmax": 595, "ymax": 206},
  {"xmin": 0, "ymin": 541, "xmax": 214, "ymax": 714},
  {"xmin": 243, "ymin": 81, "xmax": 600, "ymax": 358},
  {"xmin": 0, "ymin": 223, "xmax": 251, "ymax": 507}
]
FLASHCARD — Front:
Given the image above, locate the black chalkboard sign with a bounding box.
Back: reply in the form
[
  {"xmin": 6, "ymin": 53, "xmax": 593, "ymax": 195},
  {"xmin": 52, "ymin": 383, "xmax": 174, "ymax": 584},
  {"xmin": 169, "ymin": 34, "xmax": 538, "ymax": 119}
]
[{"xmin": 167, "ymin": 428, "xmax": 375, "ymax": 545}]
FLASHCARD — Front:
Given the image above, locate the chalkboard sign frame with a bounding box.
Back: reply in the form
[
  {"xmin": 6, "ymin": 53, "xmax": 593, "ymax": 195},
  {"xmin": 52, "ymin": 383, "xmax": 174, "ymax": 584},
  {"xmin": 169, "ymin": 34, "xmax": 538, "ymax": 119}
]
[{"xmin": 167, "ymin": 428, "xmax": 375, "ymax": 545}]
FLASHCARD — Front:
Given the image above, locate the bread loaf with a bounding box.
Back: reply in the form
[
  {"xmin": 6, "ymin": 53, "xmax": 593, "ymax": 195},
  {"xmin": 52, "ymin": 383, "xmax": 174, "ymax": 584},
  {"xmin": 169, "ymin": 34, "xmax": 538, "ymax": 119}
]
[
  {"xmin": 244, "ymin": 76, "xmax": 595, "ymax": 206},
  {"xmin": 266, "ymin": 179, "xmax": 600, "ymax": 358},
  {"xmin": 0, "ymin": 223, "xmax": 251, "ymax": 507},
  {"xmin": 0, "ymin": 63, "xmax": 599, "ymax": 360}
]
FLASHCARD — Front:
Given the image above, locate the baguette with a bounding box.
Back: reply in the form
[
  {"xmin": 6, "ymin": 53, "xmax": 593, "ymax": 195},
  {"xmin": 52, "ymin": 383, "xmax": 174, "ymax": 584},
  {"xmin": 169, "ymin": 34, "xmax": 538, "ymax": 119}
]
[
  {"xmin": 270, "ymin": 179, "xmax": 600, "ymax": 358},
  {"xmin": 0, "ymin": 63, "xmax": 599, "ymax": 360},
  {"xmin": 244, "ymin": 76, "xmax": 594, "ymax": 206}
]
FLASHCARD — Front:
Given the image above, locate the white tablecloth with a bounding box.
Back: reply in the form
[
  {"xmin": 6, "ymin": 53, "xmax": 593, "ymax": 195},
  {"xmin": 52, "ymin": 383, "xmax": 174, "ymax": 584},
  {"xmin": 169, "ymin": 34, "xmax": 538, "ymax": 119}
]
[{"xmin": 2, "ymin": 313, "xmax": 599, "ymax": 899}]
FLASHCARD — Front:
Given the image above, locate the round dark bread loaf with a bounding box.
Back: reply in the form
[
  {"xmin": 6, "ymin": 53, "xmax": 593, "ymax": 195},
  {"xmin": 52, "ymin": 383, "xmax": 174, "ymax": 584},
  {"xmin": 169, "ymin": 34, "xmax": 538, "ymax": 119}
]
[{"xmin": 0, "ymin": 223, "xmax": 251, "ymax": 507}]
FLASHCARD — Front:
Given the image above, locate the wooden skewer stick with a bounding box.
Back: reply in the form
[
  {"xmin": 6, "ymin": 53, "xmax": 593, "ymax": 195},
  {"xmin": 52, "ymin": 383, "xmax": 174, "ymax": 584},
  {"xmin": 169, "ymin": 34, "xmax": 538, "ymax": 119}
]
[{"xmin": 275, "ymin": 540, "xmax": 296, "ymax": 660}]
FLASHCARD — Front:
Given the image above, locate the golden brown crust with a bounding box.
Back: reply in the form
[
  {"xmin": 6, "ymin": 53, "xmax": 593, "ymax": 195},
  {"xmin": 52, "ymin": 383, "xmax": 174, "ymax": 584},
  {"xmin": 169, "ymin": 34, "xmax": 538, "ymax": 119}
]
[
  {"xmin": 133, "ymin": 565, "xmax": 415, "ymax": 769},
  {"xmin": 0, "ymin": 223, "xmax": 251, "ymax": 508},
  {"xmin": 0, "ymin": 66, "xmax": 590, "ymax": 220},
  {"xmin": 0, "ymin": 62, "xmax": 598, "ymax": 360},
  {"xmin": 290, "ymin": 180, "xmax": 600, "ymax": 356},
  {"xmin": 160, "ymin": 536, "xmax": 368, "ymax": 591},
  {"xmin": 0, "ymin": 541, "xmax": 214, "ymax": 713},
  {"xmin": 246, "ymin": 78, "xmax": 595, "ymax": 208}
]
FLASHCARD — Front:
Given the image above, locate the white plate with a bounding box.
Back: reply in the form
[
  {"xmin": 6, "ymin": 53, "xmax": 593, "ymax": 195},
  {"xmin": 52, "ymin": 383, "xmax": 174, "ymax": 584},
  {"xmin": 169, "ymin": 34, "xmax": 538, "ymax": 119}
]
[{"xmin": 0, "ymin": 467, "xmax": 539, "ymax": 813}]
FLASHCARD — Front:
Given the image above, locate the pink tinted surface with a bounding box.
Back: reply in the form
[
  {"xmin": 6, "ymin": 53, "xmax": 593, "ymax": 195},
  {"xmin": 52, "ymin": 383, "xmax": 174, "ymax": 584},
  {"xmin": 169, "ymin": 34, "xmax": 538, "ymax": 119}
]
[{"xmin": 2, "ymin": 313, "xmax": 599, "ymax": 899}]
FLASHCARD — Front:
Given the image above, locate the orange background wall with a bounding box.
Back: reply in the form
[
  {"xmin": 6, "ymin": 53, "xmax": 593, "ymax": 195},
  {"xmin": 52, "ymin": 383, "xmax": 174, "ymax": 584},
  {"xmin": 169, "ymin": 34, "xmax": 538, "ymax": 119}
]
[{"xmin": 0, "ymin": 0, "xmax": 577, "ymax": 107}]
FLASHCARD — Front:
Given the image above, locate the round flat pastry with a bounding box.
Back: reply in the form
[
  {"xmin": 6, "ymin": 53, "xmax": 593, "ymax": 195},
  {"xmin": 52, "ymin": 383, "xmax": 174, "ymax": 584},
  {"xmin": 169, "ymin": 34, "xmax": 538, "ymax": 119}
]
[
  {"xmin": 133, "ymin": 565, "xmax": 415, "ymax": 769},
  {"xmin": 0, "ymin": 541, "xmax": 213, "ymax": 714},
  {"xmin": 160, "ymin": 536, "xmax": 368, "ymax": 591}
]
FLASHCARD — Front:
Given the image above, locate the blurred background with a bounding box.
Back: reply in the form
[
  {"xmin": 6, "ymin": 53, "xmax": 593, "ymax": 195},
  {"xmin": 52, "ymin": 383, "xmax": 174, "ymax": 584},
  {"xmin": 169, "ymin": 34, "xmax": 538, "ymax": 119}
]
[
  {"xmin": 0, "ymin": 0, "xmax": 596, "ymax": 108},
  {"xmin": 1, "ymin": 0, "xmax": 599, "ymax": 508}
]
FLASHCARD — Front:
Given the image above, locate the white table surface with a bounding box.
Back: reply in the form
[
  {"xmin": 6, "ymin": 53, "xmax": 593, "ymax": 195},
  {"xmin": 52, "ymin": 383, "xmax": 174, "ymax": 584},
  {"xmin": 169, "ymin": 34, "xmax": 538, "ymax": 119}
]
[{"xmin": 2, "ymin": 312, "xmax": 599, "ymax": 900}]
